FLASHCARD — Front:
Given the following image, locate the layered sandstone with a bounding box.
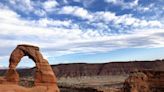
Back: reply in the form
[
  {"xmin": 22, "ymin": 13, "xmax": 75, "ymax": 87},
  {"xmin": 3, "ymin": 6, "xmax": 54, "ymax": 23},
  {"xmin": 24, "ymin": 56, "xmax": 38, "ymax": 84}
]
[
  {"xmin": 53, "ymin": 61, "xmax": 163, "ymax": 77},
  {"xmin": 1, "ymin": 60, "xmax": 163, "ymax": 78}
]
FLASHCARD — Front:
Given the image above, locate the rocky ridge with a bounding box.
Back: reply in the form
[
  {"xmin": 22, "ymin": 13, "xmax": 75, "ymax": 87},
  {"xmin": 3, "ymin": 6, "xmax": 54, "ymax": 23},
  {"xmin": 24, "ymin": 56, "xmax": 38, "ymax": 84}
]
[{"xmin": 0, "ymin": 60, "xmax": 163, "ymax": 78}]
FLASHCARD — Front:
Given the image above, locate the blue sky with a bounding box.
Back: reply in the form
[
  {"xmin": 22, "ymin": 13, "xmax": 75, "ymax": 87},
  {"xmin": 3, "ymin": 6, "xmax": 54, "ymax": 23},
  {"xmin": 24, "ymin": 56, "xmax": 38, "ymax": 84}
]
[{"xmin": 0, "ymin": 0, "xmax": 164, "ymax": 67}]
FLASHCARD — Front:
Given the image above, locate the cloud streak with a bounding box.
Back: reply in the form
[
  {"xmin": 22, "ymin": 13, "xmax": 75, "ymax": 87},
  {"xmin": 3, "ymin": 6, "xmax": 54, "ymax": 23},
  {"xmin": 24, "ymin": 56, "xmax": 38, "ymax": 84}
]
[
  {"xmin": 0, "ymin": 0, "xmax": 164, "ymax": 65},
  {"xmin": 0, "ymin": 8, "xmax": 164, "ymax": 57}
]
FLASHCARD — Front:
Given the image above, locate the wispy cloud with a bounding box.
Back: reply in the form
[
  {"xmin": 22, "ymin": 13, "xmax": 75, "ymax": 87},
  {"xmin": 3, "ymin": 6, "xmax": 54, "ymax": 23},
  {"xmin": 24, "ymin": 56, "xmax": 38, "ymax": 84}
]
[
  {"xmin": 0, "ymin": 0, "xmax": 164, "ymax": 64},
  {"xmin": 105, "ymin": 0, "xmax": 139, "ymax": 9},
  {"xmin": 58, "ymin": 6, "xmax": 162, "ymax": 31},
  {"xmin": 43, "ymin": 0, "xmax": 59, "ymax": 11},
  {"xmin": 58, "ymin": 6, "xmax": 93, "ymax": 20},
  {"xmin": 0, "ymin": 7, "xmax": 164, "ymax": 57}
]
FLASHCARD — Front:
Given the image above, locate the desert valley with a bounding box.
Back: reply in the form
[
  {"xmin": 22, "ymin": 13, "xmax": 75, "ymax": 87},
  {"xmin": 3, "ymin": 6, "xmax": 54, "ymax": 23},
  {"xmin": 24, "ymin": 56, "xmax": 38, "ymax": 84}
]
[{"xmin": 0, "ymin": 54, "xmax": 164, "ymax": 92}]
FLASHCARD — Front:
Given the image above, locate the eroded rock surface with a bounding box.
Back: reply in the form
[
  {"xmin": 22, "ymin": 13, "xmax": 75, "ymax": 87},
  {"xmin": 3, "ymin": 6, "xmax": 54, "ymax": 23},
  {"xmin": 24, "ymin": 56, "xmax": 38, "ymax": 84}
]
[
  {"xmin": 53, "ymin": 61, "xmax": 163, "ymax": 77},
  {"xmin": 0, "ymin": 44, "xmax": 60, "ymax": 92},
  {"xmin": 123, "ymin": 71, "xmax": 149, "ymax": 92},
  {"xmin": 123, "ymin": 70, "xmax": 164, "ymax": 92},
  {"xmin": 142, "ymin": 70, "xmax": 164, "ymax": 92}
]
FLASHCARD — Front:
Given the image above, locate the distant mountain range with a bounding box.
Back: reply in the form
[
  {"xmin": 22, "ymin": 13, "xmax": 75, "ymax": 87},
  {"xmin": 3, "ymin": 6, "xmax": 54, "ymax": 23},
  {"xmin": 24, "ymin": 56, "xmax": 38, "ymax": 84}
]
[{"xmin": 0, "ymin": 60, "xmax": 163, "ymax": 78}]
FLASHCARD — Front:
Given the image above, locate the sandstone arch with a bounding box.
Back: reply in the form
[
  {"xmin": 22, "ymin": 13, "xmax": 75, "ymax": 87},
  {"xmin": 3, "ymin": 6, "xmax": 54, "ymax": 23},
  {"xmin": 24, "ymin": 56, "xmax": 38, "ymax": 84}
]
[{"xmin": 0, "ymin": 44, "xmax": 59, "ymax": 92}]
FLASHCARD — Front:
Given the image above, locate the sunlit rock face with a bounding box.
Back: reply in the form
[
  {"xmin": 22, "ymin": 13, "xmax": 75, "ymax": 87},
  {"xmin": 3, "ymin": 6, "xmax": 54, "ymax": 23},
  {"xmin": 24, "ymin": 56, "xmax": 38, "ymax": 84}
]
[
  {"xmin": 123, "ymin": 70, "xmax": 164, "ymax": 92},
  {"xmin": 0, "ymin": 44, "xmax": 60, "ymax": 92},
  {"xmin": 123, "ymin": 71, "xmax": 149, "ymax": 92}
]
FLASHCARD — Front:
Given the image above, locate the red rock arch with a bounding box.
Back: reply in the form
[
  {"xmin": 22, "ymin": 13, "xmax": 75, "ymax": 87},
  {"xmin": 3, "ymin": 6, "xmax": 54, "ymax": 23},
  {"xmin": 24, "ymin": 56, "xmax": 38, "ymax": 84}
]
[{"xmin": 5, "ymin": 44, "xmax": 57, "ymax": 86}]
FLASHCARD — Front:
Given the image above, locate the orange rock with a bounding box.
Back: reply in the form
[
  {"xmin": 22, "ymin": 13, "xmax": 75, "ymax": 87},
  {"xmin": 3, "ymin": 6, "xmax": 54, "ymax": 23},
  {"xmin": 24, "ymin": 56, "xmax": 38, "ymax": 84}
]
[
  {"xmin": 0, "ymin": 44, "xmax": 60, "ymax": 92},
  {"xmin": 123, "ymin": 71, "xmax": 149, "ymax": 92},
  {"xmin": 123, "ymin": 70, "xmax": 164, "ymax": 92}
]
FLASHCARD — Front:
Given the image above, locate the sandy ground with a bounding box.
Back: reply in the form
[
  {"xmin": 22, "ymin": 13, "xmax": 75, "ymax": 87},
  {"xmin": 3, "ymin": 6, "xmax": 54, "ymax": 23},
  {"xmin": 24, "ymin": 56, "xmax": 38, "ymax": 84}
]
[
  {"xmin": 57, "ymin": 75, "xmax": 128, "ymax": 92},
  {"xmin": 1, "ymin": 75, "xmax": 128, "ymax": 92}
]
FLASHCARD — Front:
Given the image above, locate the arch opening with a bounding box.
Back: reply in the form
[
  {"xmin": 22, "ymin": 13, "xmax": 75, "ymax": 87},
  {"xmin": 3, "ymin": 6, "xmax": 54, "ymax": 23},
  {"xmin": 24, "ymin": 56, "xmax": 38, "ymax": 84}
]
[
  {"xmin": 17, "ymin": 56, "xmax": 35, "ymax": 88},
  {"xmin": 17, "ymin": 56, "xmax": 35, "ymax": 68}
]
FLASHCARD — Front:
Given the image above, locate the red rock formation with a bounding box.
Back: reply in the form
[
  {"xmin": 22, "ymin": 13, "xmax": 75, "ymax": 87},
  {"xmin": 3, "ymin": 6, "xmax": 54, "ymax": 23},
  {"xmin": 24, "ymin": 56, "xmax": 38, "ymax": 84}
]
[
  {"xmin": 141, "ymin": 70, "xmax": 164, "ymax": 92},
  {"xmin": 53, "ymin": 61, "xmax": 164, "ymax": 77},
  {"xmin": 0, "ymin": 60, "xmax": 163, "ymax": 78},
  {"xmin": 123, "ymin": 70, "xmax": 164, "ymax": 92},
  {"xmin": 0, "ymin": 44, "xmax": 60, "ymax": 92},
  {"xmin": 123, "ymin": 71, "xmax": 149, "ymax": 92}
]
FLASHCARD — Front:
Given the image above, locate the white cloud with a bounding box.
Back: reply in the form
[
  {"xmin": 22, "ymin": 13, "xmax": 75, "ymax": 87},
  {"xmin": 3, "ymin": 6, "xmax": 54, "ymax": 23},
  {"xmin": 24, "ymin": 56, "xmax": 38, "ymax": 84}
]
[
  {"xmin": 62, "ymin": 0, "xmax": 69, "ymax": 4},
  {"xmin": 148, "ymin": 21, "xmax": 162, "ymax": 27},
  {"xmin": 0, "ymin": 8, "xmax": 20, "ymax": 20},
  {"xmin": 6, "ymin": 0, "xmax": 47, "ymax": 17},
  {"xmin": 43, "ymin": 0, "xmax": 58, "ymax": 11},
  {"xmin": 18, "ymin": 0, "xmax": 34, "ymax": 11},
  {"xmin": 105, "ymin": 0, "xmax": 121, "ymax": 4},
  {"xmin": 105, "ymin": 0, "xmax": 139, "ymax": 9},
  {"xmin": 10, "ymin": 0, "xmax": 34, "ymax": 13},
  {"xmin": 34, "ymin": 9, "xmax": 46, "ymax": 17},
  {"xmin": 93, "ymin": 11, "xmax": 163, "ymax": 28},
  {"xmin": 59, "ymin": 6, "xmax": 93, "ymax": 20},
  {"xmin": 105, "ymin": 0, "xmax": 163, "ymax": 21},
  {"xmin": 130, "ymin": 0, "xmax": 139, "ymax": 7},
  {"xmin": 133, "ymin": 3, "xmax": 155, "ymax": 13},
  {"xmin": 94, "ymin": 11, "xmax": 117, "ymax": 22},
  {"xmin": 72, "ymin": 0, "xmax": 94, "ymax": 7},
  {"xmin": 58, "ymin": 6, "xmax": 163, "ymax": 29},
  {"xmin": 36, "ymin": 18, "xmax": 73, "ymax": 27},
  {"xmin": 0, "ymin": 4, "xmax": 164, "ymax": 65}
]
